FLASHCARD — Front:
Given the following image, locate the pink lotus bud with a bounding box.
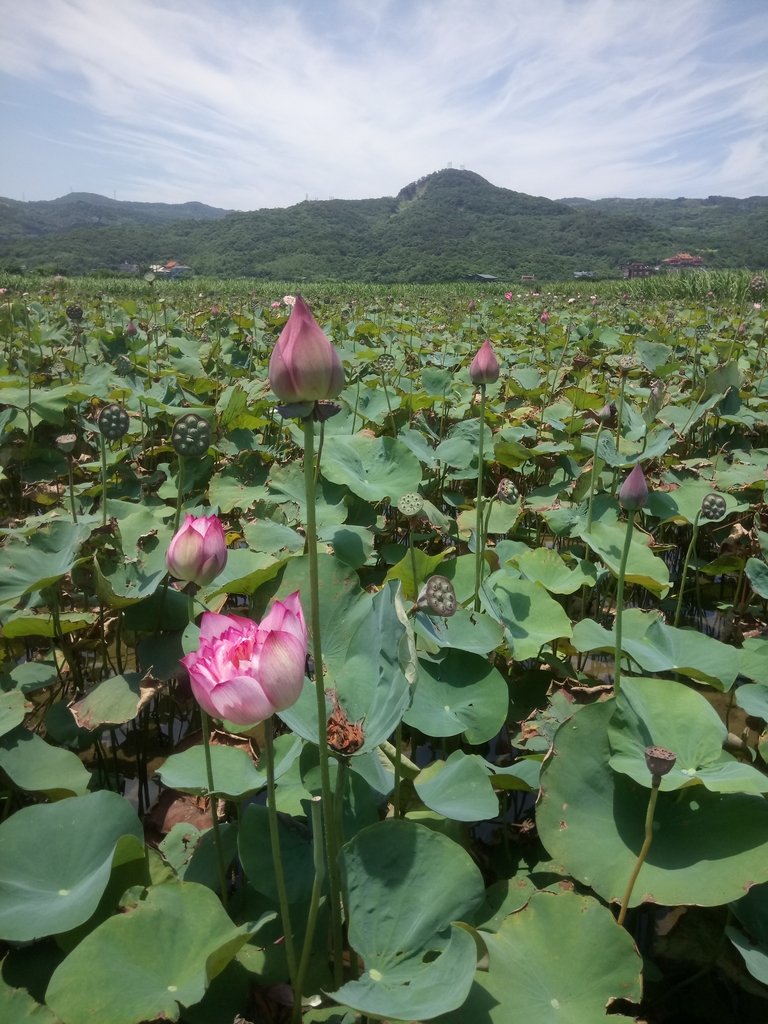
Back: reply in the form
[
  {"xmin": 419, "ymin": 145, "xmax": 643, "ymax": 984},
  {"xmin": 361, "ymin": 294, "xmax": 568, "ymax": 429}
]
[
  {"xmin": 166, "ymin": 514, "xmax": 228, "ymax": 586},
  {"xmin": 125, "ymin": 319, "xmax": 137, "ymax": 336},
  {"xmin": 619, "ymin": 463, "xmax": 648, "ymax": 511},
  {"xmin": 469, "ymin": 339, "xmax": 500, "ymax": 384},
  {"xmin": 504, "ymin": 291, "xmax": 513, "ymax": 301},
  {"xmin": 181, "ymin": 593, "xmax": 307, "ymax": 724},
  {"xmin": 268, "ymin": 295, "xmax": 345, "ymax": 403},
  {"xmin": 539, "ymin": 310, "xmax": 550, "ymax": 324}
]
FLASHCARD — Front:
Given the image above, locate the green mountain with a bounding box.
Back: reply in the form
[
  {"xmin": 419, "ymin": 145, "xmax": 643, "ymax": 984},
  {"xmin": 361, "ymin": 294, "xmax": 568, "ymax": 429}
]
[{"xmin": 1, "ymin": 169, "xmax": 765, "ymax": 281}]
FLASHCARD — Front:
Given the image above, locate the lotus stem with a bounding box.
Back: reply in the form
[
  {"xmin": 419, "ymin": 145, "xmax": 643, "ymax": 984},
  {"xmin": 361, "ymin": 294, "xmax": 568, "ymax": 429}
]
[
  {"xmin": 617, "ymin": 778, "xmax": 660, "ymax": 927},
  {"xmin": 303, "ymin": 414, "xmax": 345, "ymax": 987},
  {"xmin": 585, "ymin": 423, "xmax": 604, "ymax": 534},
  {"xmin": 292, "ymin": 796, "xmax": 325, "ymax": 1023},
  {"xmin": 99, "ymin": 434, "xmax": 109, "ymax": 527},
  {"xmin": 613, "ymin": 509, "xmax": 636, "ymax": 696},
  {"xmin": 474, "ymin": 383, "xmax": 487, "ymax": 612},
  {"xmin": 673, "ymin": 511, "xmax": 701, "ymax": 627},
  {"xmin": 265, "ymin": 716, "xmax": 298, "ymax": 987}
]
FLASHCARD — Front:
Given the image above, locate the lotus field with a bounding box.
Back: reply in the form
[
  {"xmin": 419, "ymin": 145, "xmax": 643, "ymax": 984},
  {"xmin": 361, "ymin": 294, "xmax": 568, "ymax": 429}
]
[{"xmin": 1, "ymin": 275, "xmax": 768, "ymax": 1023}]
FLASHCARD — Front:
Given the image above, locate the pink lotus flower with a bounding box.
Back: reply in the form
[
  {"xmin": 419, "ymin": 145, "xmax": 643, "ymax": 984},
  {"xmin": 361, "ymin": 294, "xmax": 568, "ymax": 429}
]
[
  {"xmin": 181, "ymin": 593, "xmax": 307, "ymax": 724},
  {"xmin": 166, "ymin": 514, "xmax": 228, "ymax": 587},
  {"xmin": 268, "ymin": 295, "xmax": 345, "ymax": 403},
  {"xmin": 469, "ymin": 339, "xmax": 500, "ymax": 384},
  {"xmin": 504, "ymin": 291, "xmax": 513, "ymax": 301},
  {"xmin": 125, "ymin": 319, "xmax": 138, "ymax": 336},
  {"xmin": 619, "ymin": 463, "xmax": 649, "ymax": 511},
  {"xmin": 539, "ymin": 310, "xmax": 550, "ymax": 324}
]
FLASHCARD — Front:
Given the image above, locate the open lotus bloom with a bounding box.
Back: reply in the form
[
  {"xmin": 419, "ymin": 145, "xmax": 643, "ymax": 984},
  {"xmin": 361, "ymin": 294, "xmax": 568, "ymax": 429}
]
[
  {"xmin": 166, "ymin": 514, "xmax": 228, "ymax": 587},
  {"xmin": 469, "ymin": 339, "xmax": 500, "ymax": 384},
  {"xmin": 181, "ymin": 593, "xmax": 308, "ymax": 725},
  {"xmin": 268, "ymin": 295, "xmax": 345, "ymax": 403}
]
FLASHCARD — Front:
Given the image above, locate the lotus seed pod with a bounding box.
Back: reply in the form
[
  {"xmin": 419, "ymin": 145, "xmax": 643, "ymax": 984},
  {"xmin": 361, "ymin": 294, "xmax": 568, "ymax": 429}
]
[
  {"xmin": 55, "ymin": 433, "xmax": 77, "ymax": 454},
  {"xmin": 572, "ymin": 353, "xmax": 591, "ymax": 370},
  {"xmin": 66, "ymin": 303, "xmax": 83, "ymax": 322},
  {"xmin": 695, "ymin": 325, "xmax": 710, "ymax": 340},
  {"xmin": 98, "ymin": 404, "xmax": 130, "ymax": 440},
  {"xmin": 618, "ymin": 354, "xmax": 637, "ymax": 376},
  {"xmin": 375, "ymin": 353, "xmax": 396, "ymax": 374},
  {"xmin": 496, "ymin": 478, "xmax": 519, "ymax": 503},
  {"xmin": 397, "ymin": 493, "xmax": 424, "ymax": 518},
  {"xmin": 415, "ymin": 575, "xmax": 457, "ymax": 617},
  {"xmin": 113, "ymin": 354, "xmax": 135, "ymax": 377},
  {"xmin": 749, "ymin": 274, "xmax": 766, "ymax": 294},
  {"xmin": 644, "ymin": 745, "xmax": 677, "ymax": 779},
  {"xmin": 700, "ymin": 492, "xmax": 727, "ymax": 521},
  {"xmin": 172, "ymin": 413, "xmax": 212, "ymax": 457}
]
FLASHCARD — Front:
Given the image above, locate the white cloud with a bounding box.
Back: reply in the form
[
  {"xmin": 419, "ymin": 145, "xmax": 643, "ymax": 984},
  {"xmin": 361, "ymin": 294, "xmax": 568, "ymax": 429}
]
[{"xmin": 0, "ymin": 0, "xmax": 766, "ymax": 205}]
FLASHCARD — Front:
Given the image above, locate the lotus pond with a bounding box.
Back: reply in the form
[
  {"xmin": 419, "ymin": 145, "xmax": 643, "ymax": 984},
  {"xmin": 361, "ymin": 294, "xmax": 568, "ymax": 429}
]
[{"xmin": 0, "ymin": 275, "xmax": 767, "ymax": 1023}]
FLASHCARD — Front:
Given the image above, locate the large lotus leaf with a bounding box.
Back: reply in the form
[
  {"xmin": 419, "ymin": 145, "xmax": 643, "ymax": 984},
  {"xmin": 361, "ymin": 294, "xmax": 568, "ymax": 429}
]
[
  {"xmin": 0, "ymin": 520, "xmax": 92, "ymax": 605},
  {"xmin": 0, "ymin": 974, "xmax": 59, "ymax": 1022},
  {"xmin": 93, "ymin": 553, "xmax": 166, "ymax": 609},
  {"xmin": 512, "ymin": 547, "xmax": 599, "ymax": 594},
  {"xmin": 321, "ymin": 434, "xmax": 422, "ymax": 502},
  {"xmin": 482, "ymin": 573, "xmax": 572, "ymax": 661},
  {"xmin": 442, "ymin": 891, "xmax": 642, "ymax": 1023},
  {"xmin": 746, "ymin": 557, "xmax": 768, "ymax": 599},
  {"xmin": 728, "ymin": 883, "xmax": 768, "ymax": 985},
  {"xmin": 206, "ymin": 460, "xmax": 269, "ymax": 514},
  {"xmin": 0, "ymin": 791, "xmax": 143, "ymax": 941},
  {"xmin": 45, "ymin": 882, "xmax": 256, "ymax": 1024},
  {"xmin": 0, "ymin": 610, "xmax": 98, "ymax": 638},
  {"xmin": 156, "ymin": 743, "xmax": 267, "ymax": 799},
  {"xmin": 412, "ymin": 606, "xmax": 504, "ymax": 657},
  {"xmin": 280, "ymin": 581, "xmax": 415, "ymax": 754},
  {"xmin": 608, "ymin": 677, "xmax": 768, "ymax": 795},
  {"xmin": 646, "ymin": 480, "xmax": 741, "ymax": 525},
  {"xmin": 572, "ymin": 609, "xmax": 737, "ymax": 689},
  {"xmin": 264, "ymin": 463, "xmax": 348, "ymax": 530},
  {"xmin": 238, "ymin": 804, "xmax": 314, "ymax": 905},
  {"xmin": 577, "ymin": 504, "xmax": 670, "ymax": 597},
  {"xmin": 537, "ymin": 700, "xmax": 768, "ymax": 907},
  {"xmin": 404, "ymin": 648, "xmax": 508, "ymax": 743},
  {"xmin": 735, "ymin": 680, "xmax": 768, "ymax": 720},
  {"xmin": 69, "ymin": 672, "xmax": 154, "ymax": 730},
  {"xmin": 414, "ymin": 751, "xmax": 499, "ymax": 821},
  {"xmin": 0, "ymin": 727, "xmax": 90, "ymax": 799},
  {"xmin": 0, "ymin": 689, "xmax": 28, "ymax": 738},
  {"xmin": 332, "ymin": 819, "xmax": 484, "ymax": 1019},
  {"xmin": 241, "ymin": 518, "xmax": 304, "ymax": 557},
  {"xmin": 740, "ymin": 637, "xmax": 768, "ymax": 684},
  {"xmin": 201, "ymin": 548, "xmax": 283, "ymax": 598}
]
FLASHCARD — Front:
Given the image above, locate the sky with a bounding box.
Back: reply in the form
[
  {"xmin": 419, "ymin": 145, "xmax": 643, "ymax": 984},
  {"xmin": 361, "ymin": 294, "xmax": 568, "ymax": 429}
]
[{"xmin": 1, "ymin": 0, "xmax": 766, "ymax": 210}]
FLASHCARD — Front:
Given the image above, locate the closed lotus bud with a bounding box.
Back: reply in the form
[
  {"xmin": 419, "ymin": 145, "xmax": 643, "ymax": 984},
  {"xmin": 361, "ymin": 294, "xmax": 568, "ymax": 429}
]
[
  {"xmin": 125, "ymin": 319, "xmax": 138, "ymax": 337},
  {"xmin": 469, "ymin": 339, "xmax": 500, "ymax": 384},
  {"xmin": 268, "ymin": 296, "xmax": 345, "ymax": 403},
  {"xmin": 619, "ymin": 463, "xmax": 648, "ymax": 511},
  {"xmin": 597, "ymin": 401, "xmax": 617, "ymax": 426},
  {"xmin": 539, "ymin": 310, "xmax": 550, "ymax": 324},
  {"xmin": 166, "ymin": 514, "xmax": 228, "ymax": 587}
]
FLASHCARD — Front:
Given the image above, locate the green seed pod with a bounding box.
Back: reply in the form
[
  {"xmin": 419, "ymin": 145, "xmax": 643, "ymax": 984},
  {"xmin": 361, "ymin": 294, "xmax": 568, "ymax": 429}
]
[
  {"xmin": 416, "ymin": 575, "xmax": 457, "ymax": 617},
  {"xmin": 397, "ymin": 493, "xmax": 424, "ymax": 517},
  {"xmin": 98, "ymin": 404, "xmax": 130, "ymax": 440},
  {"xmin": 66, "ymin": 303, "xmax": 83, "ymax": 322},
  {"xmin": 375, "ymin": 353, "xmax": 396, "ymax": 374},
  {"xmin": 172, "ymin": 413, "xmax": 212, "ymax": 457},
  {"xmin": 496, "ymin": 478, "xmax": 519, "ymax": 503},
  {"xmin": 700, "ymin": 492, "xmax": 727, "ymax": 521}
]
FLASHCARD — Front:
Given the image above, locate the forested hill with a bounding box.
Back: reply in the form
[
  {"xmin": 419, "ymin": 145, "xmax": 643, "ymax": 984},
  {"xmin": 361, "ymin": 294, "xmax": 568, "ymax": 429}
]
[{"xmin": 1, "ymin": 169, "xmax": 766, "ymax": 281}]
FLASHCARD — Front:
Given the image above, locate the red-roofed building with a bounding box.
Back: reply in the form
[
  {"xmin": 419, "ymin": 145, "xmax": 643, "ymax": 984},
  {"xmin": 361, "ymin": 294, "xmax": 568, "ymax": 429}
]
[{"xmin": 661, "ymin": 252, "xmax": 704, "ymax": 270}]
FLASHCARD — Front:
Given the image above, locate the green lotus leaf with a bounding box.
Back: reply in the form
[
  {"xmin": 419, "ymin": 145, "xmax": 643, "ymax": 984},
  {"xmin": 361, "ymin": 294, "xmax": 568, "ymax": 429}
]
[
  {"xmin": 0, "ymin": 727, "xmax": 91, "ymax": 799},
  {"xmin": 332, "ymin": 819, "xmax": 484, "ymax": 1019},
  {"xmin": 537, "ymin": 700, "xmax": 768, "ymax": 908},
  {"xmin": 442, "ymin": 891, "xmax": 642, "ymax": 1023},
  {"xmin": 0, "ymin": 791, "xmax": 143, "ymax": 941},
  {"xmin": 483, "ymin": 573, "xmax": 572, "ymax": 661},
  {"xmin": 45, "ymin": 882, "xmax": 259, "ymax": 1024},
  {"xmin": 321, "ymin": 434, "xmax": 422, "ymax": 503},
  {"xmin": 414, "ymin": 750, "xmax": 499, "ymax": 821},
  {"xmin": 0, "ymin": 521, "xmax": 92, "ymax": 606},
  {"xmin": 608, "ymin": 677, "xmax": 768, "ymax": 795}
]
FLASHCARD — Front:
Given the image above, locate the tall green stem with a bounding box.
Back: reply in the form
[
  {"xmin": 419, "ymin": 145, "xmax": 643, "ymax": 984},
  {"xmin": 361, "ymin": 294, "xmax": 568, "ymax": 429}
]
[
  {"xmin": 303, "ymin": 416, "xmax": 344, "ymax": 987},
  {"xmin": 585, "ymin": 423, "xmax": 604, "ymax": 534},
  {"xmin": 265, "ymin": 717, "xmax": 298, "ymax": 985},
  {"xmin": 292, "ymin": 797, "xmax": 326, "ymax": 1024},
  {"xmin": 99, "ymin": 434, "xmax": 109, "ymax": 527},
  {"xmin": 474, "ymin": 384, "xmax": 487, "ymax": 612},
  {"xmin": 673, "ymin": 513, "xmax": 701, "ymax": 627},
  {"xmin": 617, "ymin": 780, "xmax": 660, "ymax": 926},
  {"xmin": 613, "ymin": 510, "xmax": 636, "ymax": 696}
]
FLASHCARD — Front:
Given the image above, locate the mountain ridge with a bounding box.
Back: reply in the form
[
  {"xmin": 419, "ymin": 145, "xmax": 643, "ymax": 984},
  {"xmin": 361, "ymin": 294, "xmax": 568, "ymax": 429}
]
[{"xmin": 1, "ymin": 168, "xmax": 765, "ymax": 281}]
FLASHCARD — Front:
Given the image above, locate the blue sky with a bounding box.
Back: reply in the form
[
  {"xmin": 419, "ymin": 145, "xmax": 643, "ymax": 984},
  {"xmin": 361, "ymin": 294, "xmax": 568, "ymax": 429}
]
[{"xmin": 1, "ymin": 0, "xmax": 766, "ymax": 209}]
